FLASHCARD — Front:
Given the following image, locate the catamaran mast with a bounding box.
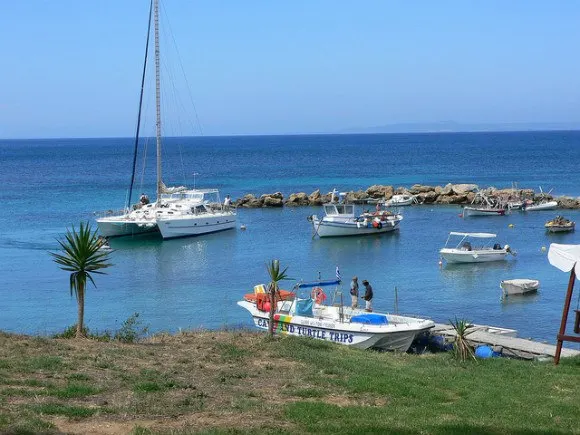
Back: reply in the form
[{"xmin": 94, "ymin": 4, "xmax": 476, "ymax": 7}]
[
  {"xmin": 125, "ymin": 0, "xmax": 153, "ymax": 210},
  {"xmin": 154, "ymin": 0, "xmax": 162, "ymax": 200}
]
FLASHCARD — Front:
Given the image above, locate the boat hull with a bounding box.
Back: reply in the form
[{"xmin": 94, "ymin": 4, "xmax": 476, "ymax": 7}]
[
  {"xmin": 500, "ymin": 279, "xmax": 540, "ymax": 296},
  {"xmin": 96, "ymin": 217, "xmax": 158, "ymax": 237},
  {"xmin": 440, "ymin": 248, "xmax": 508, "ymax": 263},
  {"xmin": 545, "ymin": 224, "xmax": 575, "ymax": 233},
  {"xmin": 157, "ymin": 214, "xmax": 236, "ymax": 239},
  {"xmin": 238, "ymin": 301, "xmax": 433, "ymax": 352},
  {"xmin": 463, "ymin": 207, "xmax": 505, "ymax": 217},
  {"xmin": 312, "ymin": 217, "xmax": 401, "ymax": 237},
  {"xmin": 524, "ymin": 201, "xmax": 558, "ymax": 211}
]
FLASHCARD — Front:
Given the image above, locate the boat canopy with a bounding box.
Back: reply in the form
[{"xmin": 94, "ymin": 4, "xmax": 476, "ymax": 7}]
[
  {"xmin": 449, "ymin": 232, "xmax": 497, "ymax": 238},
  {"xmin": 296, "ymin": 279, "xmax": 341, "ymax": 289},
  {"xmin": 548, "ymin": 244, "xmax": 580, "ymax": 277}
]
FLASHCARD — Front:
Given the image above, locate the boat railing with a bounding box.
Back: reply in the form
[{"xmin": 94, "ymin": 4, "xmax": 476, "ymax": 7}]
[{"xmin": 94, "ymin": 208, "xmax": 130, "ymax": 218}]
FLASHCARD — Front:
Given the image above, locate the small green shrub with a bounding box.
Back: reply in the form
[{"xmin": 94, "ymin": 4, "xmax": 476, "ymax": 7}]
[{"xmin": 114, "ymin": 313, "xmax": 149, "ymax": 343}]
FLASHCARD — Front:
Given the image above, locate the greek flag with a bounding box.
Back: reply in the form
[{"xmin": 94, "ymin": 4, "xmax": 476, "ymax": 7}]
[{"xmin": 336, "ymin": 266, "xmax": 342, "ymax": 282}]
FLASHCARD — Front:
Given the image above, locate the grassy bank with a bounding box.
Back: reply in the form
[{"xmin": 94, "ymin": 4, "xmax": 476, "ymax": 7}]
[{"xmin": 0, "ymin": 330, "xmax": 578, "ymax": 434}]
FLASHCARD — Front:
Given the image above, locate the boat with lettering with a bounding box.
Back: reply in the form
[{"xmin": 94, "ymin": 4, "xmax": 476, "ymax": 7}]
[{"xmin": 238, "ymin": 279, "xmax": 434, "ymax": 351}]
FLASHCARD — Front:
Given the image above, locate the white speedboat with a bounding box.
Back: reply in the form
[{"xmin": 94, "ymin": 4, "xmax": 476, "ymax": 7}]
[
  {"xmin": 238, "ymin": 279, "xmax": 434, "ymax": 351},
  {"xmin": 500, "ymin": 279, "xmax": 540, "ymax": 296},
  {"xmin": 524, "ymin": 200, "xmax": 558, "ymax": 211},
  {"xmin": 545, "ymin": 216, "xmax": 575, "ymax": 233},
  {"xmin": 309, "ymin": 198, "xmax": 402, "ymax": 238},
  {"xmin": 440, "ymin": 232, "xmax": 515, "ymax": 264},
  {"xmin": 156, "ymin": 189, "xmax": 236, "ymax": 239},
  {"xmin": 97, "ymin": 0, "xmax": 235, "ymax": 239},
  {"xmin": 385, "ymin": 194, "xmax": 415, "ymax": 207}
]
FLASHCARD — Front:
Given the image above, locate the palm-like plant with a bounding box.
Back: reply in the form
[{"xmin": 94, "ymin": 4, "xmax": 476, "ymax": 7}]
[
  {"xmin": 50, "ymin": 222, "xmax": 112, "ymax": 338},
  {"xmin": 449, "ymin": 316, "xmax": 475, "ymax": 362},
  {"xmin": 265, "ymin": 260, "xmax": 290, "ymax": 338}
]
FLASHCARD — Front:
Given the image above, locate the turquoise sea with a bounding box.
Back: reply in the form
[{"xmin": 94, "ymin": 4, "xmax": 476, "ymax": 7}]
[{"xmin": 1, "ymin": 131, "xmax": 580, "ymax": 344}]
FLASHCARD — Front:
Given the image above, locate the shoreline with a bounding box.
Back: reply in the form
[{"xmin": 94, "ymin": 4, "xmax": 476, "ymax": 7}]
[{"xmin": 233, "ymin": 183, "xmax": 580, "ymax": 209}]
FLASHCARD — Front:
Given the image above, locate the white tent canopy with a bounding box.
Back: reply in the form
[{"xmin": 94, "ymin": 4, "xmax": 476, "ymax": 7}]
[
  {"xmin": 449, "ymin": 232, "xmax": 497, "ymax": 238},
  {"xmin": 548, "ymin": 243, "xmax": 580, "ymax": 278}
]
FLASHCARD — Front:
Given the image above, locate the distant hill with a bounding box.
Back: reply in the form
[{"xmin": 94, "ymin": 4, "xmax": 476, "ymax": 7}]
[{"xmin": 339, "ymin": 121, "xmax": 580, "ymax": 134}]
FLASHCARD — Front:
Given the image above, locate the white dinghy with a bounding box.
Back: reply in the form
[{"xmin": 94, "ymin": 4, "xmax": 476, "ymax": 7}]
[
  {"xmin": 238, "ymin": 279, "xmax": 434, "ymax": 352},
  {"xmin": 500, "ymin": 279, "xmax": 540, "ymax": 297},
  {"xmin": 439, "ymin": 232, "xmax": 516, "ymax": 264}
]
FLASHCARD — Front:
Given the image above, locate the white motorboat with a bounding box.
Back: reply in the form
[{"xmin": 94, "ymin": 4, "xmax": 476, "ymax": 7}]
[
  {"xmin": 439, "ymin": 232, "xmax": 515, "ymax": 264},
  {"xmin": 309, "ymin": 192, "xmax": 402, "ymax": 238},
  {"xmin": 385, "ymin": 194, "xmax": 415, "ymax": 207},
  {"xmin": 523, "ymin": 200, "xmax": 558, "ymax": 211},
  {"xmin": 238, "ymin": 279, "xmax": 434, "ymax": 351},
  {"xmin": 500, "ymin": 279, "xmax": 540, "ymax": 296},
  {"xmin": 97, "ymin": 0, "xmax": 235, "ymax": 239},
  {"xmin": 156, "ymin": 189, "xmax": 236, "ymax": 239},
  {"xmin": 545, "ymin": 216, "xmax": 575, "ymax": 233}
]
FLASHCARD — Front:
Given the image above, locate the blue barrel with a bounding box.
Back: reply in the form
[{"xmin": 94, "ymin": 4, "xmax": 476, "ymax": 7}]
[{"xmin": 475, "ymin": 345, "xmax": 494, "ymax": 359}]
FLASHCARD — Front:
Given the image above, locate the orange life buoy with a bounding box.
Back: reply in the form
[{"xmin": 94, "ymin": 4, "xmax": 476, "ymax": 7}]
[{"xmin": 311, "ymin": 287, "xmax": 327, "ymax": 304}]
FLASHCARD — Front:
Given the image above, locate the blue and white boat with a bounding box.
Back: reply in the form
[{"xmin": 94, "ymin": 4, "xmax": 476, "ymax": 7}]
[
  {"xmin": 309, "ymin": 191, "xmax": 403, "ymax": 238},
  {"xmin": 238, "ymin": 279, "xmax": 434, "ymax": 351}
]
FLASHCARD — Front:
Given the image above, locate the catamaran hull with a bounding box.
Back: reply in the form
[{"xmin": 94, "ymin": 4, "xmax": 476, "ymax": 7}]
[
  {"xmin": 96, "ymin": 219, "xmax": 158, "ymax": 237},
  {"xmin": 440, "ymin": 249, "xmax": 508, "ymax": 263},
  {"xmin": 312, "ymin": 218, "xmax": 400, "ymax": 238},
  {"xmin": 157, "ymin": 215, "xmax": 236, "ymax": 239}
]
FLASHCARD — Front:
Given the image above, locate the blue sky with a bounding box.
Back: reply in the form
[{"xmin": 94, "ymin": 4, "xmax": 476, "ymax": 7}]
[{"xmin": 1, "ymin": 1, "xmax": 579, "ymax": 138}]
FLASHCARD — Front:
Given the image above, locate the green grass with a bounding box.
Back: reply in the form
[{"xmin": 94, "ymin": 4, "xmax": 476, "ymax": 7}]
[{"xmin": 0, "ymin": 330, "xmax": 578, "ymax": 434}]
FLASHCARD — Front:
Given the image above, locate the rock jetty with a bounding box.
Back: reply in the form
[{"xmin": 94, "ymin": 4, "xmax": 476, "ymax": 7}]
[{"xmin": 232, "ymin": 184, "xmax": 580, "ymax": 209}]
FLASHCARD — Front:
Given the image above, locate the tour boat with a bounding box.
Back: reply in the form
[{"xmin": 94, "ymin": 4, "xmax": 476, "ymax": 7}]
[
  {"xmin": 309, "ymin": 191, "xmax": 402, "ymax": 238},
  {"xmin": 439, "ymin": 232, "xmax": 515, "ymax": 264},
  {"xmin": 545, "ymin": 216, "xmax": 575, "ymax": 233},
  {"xmin": 238, "ymin": 279, "xmax": 434, "ymax": 352},
  {"xmin": 500, "ymin": 279, "xmax": 540, "ymax": 297}
]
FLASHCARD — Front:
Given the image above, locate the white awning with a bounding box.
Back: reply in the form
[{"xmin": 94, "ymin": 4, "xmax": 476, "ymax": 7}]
[
  {"xmin": 548, "ymin": 243, "xmax": 580, "ymax": 278},
  {"xmin": 449, "ymin": 232, "xmax": 497, "ymax": 238}
]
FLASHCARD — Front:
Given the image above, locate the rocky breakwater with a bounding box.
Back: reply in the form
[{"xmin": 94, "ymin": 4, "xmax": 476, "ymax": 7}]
[{"xmin": 232, "ymin": 184, "xmax": 580, "ymax": 209}]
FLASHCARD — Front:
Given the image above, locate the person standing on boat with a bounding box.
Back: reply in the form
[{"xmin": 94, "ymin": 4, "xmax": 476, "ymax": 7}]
[
  {"xmin": 350, "ymin": 276, "xmax": 359, "ymax": 308},
  {"xmin": 223, "ymin": 195, "xmax": 231, "ymax": 211},
  {"xmin": 361, "ymin": 280, "xmax": 373, "ymax": 312}
]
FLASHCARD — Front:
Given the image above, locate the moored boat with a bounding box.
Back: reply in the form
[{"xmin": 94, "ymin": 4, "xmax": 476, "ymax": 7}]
[
  {"xmin": 545, "ymin": 216, "xmax": 575, "ymax": 233},
  {"xmin": 385, "ymin": 194, "xmax": 415, "ymax": 207},
  {"xmin": 523, "ymin": 200, "xmax": 558, "ymax": 211},
  {"xmin": 309, "ymin": 191, "xmax": 402, "ymax": 238},
  {"xmin": 238, "ymin": 278, "xmax": 434, "ymax": 351},
  {"xmin": 439, "ymin": 232, "xmax": 515, "ymax": 264},
  {"xmin": 500, "ymin": 279, "xmax": 540, "ymax": 296}
]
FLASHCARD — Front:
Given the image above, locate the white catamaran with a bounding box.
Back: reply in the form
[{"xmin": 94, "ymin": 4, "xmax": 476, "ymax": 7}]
[{"xmin": 96, "ymin": 0, "xmax": 235, "ymax": 239}]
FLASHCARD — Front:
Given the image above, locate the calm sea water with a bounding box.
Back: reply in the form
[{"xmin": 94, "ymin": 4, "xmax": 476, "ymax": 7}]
[{"xmin": 1, "ymin": 131, "xmax": 579, "ymax": 344}]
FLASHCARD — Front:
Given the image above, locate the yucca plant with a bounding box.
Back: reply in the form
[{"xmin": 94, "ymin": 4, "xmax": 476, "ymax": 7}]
[
  {"xmin": 50, "ymin": 222, "xmax": 113, "ymax": 338},
  {"xmin": 449, "ymin": 316, "xmax": 475, "ymax": 362},
  {"xmin": 265, "ymin": 260, "xmax": 290, "ymax": 338}
]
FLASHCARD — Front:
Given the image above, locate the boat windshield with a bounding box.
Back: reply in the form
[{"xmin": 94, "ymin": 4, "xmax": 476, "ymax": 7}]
[{"xmin": 324, "ymin": 204, "xmax": 354, "ymax": 215}]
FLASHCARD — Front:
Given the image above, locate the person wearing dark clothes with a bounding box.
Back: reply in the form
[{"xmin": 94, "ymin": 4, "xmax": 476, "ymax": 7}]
[{"xmin": 361, "ymin": 280, "xmax": 373, "ymax": 312}]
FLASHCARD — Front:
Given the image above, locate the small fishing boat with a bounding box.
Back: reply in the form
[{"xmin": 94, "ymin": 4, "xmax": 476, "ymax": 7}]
[
  {"xmin": 545, "ymin": 216, "xmax": 575, "ymax": 233},
  {"xmin": 309, "ymin": 191, "xmax": 402, "ymax": 238},
  {"xmin": 462, "ymin": 191, "xmax": 506, "ymax": 217},
  {"xmin": 238, "ymin": 278, "xmax": 434, "ymax": 351},
  {"xmin": 500, "ymin": 279, "xmax": 540, "ymax": 296},
  {"xmin": 439, "ymin": 232, "xmax": 515, "ymax": 264},
  {"xmin": 385, "ymin": 194, "xmax": 415, "ymax": 207}
]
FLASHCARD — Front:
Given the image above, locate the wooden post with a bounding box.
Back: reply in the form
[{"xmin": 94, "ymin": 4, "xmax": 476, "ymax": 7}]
[{"xmin": 555, "ymin": 268, "xmax": 576, "ymax": 365}]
